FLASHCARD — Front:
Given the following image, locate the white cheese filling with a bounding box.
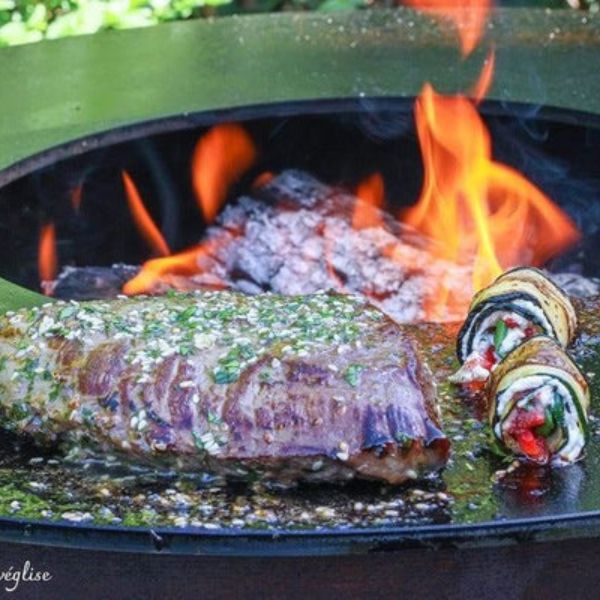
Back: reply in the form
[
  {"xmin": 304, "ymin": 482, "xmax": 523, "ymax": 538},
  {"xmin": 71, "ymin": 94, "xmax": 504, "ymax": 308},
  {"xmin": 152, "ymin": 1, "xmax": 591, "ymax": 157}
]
[
  {"xmin": 461, "ymin": 297, "xmax": 553, "ymax": 359},
  {"xmin": 471, "ymin": 311, "xmax": 531, "ymax": 357},
  {"xmin": 452, "ymin": 312, "xmax": 533, "ymax": 384}
]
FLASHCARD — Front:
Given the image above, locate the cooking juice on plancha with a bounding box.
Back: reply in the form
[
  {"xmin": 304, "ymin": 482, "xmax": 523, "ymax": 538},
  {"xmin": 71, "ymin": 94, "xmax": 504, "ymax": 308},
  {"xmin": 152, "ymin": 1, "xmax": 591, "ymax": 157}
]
[
  {"xmin": 0, "ymin": 317, "xmax": 476, "ymax": 529},
  {"xmin": 0, "ymin": 292, "xmax": 599, "ymax": 528}
]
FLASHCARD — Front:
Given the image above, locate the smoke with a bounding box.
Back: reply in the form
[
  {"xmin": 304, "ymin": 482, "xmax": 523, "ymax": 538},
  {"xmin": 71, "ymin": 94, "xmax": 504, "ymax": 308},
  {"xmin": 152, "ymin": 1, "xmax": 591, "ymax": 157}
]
[
  {"xmin": 489, "ymin": 109, "xmax": 600, "ymax": 237},
  {"xmin": 355, "ymin": 97, "xmax": 415, "ymax": 142}
]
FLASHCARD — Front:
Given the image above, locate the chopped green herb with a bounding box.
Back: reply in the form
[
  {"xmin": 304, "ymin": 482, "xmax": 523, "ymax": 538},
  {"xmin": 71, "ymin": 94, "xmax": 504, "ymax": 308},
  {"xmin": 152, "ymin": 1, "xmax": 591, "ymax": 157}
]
[
  {"xmin": 49, "ymin": 381, "xmax": 62, "ymax": 402},
  {"xmin": 207, "ymin": 411, "xmax": 221, "ymax": 425},
  {"xmin": 344, "ymin": 363, "xmax": 364, "ymax": 387},
  {"xmin": 58, "ymin": 306, "xmax": 76, "ymax": 320},
  {"xmin": 192, "ymin": 431, "xmax": 205, "ymax": 452},
  {"xmin": 176, "ymin": 306, "xmax": 197, "ymax": 322},
  {"xmin": 213, "ymin": 369, "xmax": 239, "ymax": 384},
  {"xmin": 258, "ymin": 369, "xmax": 272, "ymax": 383}
]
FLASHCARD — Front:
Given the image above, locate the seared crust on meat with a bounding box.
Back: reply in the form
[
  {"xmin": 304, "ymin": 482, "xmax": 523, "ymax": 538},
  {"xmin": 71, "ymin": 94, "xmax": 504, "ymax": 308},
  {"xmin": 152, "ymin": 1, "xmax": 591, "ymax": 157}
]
[{"xmin": 0, "ymin": 291, "xmax": 448, "ymax": 485}]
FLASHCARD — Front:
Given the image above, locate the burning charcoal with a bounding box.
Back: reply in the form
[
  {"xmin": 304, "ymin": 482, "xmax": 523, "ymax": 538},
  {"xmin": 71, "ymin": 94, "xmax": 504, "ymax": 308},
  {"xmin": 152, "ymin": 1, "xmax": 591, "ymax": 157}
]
[
  {"xmin": 52, "ymin": 265, "xmax": 140, "ymax": 300},
  {"xmin": 122, "ymin": 170, "xmax": 474, "ymax": 323},
  {"xmin": 50, "ymin": 170, "xmax": 594, "ymax": 323}
]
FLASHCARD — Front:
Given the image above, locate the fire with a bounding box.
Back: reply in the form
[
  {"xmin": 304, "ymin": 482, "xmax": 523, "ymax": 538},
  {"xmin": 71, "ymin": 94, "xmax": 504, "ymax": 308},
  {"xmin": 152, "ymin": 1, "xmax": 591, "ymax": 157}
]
[
  {"xmin": 403, "ymin": 0, "xmax": 492, "ymax": 57},
  {"xmin": 122, "ymin": 235, "xmax": 229, "ymax": 296},
  {"xmin": 403, "ymin": 83, "xmax": 579, "ymax": 314},
  {"xmin": 38, "ymin": 223, "xmax": 57, "ymax": 293},
  {"xmin": 192, "ymin": 124, "xmax": 256, "ymax": 224},
  {"xmin": 353, "ymin": 173, "xmax": 386, "ymax": 230},
  {"xmin": 470, "ymin": 47, "xmax": 495, "ymax": 103},
  {"xmin": 122, "ymin": 171, "xmax": 170, "ymax": 257},
  {"xmin": 121, "ymin": 26, "xmax": 579, "ymax": 323},
  {"xmin": 122, "ymin": 123, "xmax": 256, "ymax": 296}
]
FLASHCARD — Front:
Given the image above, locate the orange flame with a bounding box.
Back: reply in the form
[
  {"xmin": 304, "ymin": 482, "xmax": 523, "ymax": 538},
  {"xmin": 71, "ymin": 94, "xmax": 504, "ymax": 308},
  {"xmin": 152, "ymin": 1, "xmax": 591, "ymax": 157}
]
[
  {"xmin": 122, "ymin": 235, "xmax": 229, "ymax": 296},
  {"xmin": 470, "ymin": 47, "xmax": 495, "ymax": 103},
  {"xmin": 192, "ymin": 124, "xmax": 256, "ymax": 224},
  {"xmin": 353, "ymin": 173, "xmax": 386, "ymax": 230},
  {"xmin": 402, "ymin": 84, "xmax": 580, "ymax": 316},
  {"xmin": 403, "ymin": 0, "xmax": 492, "ymax": 57},
  {"xmin": 122, "ymin": 171, "xmax": 170, "ymax": 258},
  {"xmin": 38, "ymin": 223, "xmax": 57, "ymax": 293}
]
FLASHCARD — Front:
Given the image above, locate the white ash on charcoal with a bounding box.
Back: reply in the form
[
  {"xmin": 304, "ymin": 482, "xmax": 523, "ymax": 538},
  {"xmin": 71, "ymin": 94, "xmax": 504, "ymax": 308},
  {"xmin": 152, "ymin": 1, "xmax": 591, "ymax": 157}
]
[
  {"xmin": 174, "ymin": 170, "xmax": 477, "ymax": 322},
  {"xmin": 50, "ymin": 170, "xmax": 599, "ymax": 321},
  {"xmin": 53, "ymin": 170, "xmax": 474, "ymax": 322}
]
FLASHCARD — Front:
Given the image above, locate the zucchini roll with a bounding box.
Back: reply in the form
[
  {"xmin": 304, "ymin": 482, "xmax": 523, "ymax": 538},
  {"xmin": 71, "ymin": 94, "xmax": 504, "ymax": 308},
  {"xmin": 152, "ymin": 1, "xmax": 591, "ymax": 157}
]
[
  {"xmin": 487, "ymin": 336, "xmax": 589, "ymax": 465},
  {"xmin": 450, "ymin": 267, "xmax": 577, "ymax": 385}
]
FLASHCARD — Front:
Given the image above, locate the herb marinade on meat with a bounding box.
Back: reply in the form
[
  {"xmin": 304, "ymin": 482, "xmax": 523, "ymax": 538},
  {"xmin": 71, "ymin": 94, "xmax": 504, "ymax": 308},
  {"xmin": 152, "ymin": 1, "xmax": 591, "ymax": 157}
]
[{"xmin": 0, "ymin": 291, "xmax": 448, "ymax": 485}]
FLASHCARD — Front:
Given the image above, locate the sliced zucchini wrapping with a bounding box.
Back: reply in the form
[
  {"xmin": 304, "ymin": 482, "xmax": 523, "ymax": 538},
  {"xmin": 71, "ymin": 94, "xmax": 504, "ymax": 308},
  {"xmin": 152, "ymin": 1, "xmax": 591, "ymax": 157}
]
[
  {"xmin": 450, "ymin": 267, "xmax": 577, "ymax": 385},
  {"xmin": 487, "ymin": 336, "xmax": 589, "ymax": 465}
]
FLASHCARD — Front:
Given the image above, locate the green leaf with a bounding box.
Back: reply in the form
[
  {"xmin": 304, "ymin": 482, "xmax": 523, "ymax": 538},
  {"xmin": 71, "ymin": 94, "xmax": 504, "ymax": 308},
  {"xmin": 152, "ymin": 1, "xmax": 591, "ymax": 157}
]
[
  {"xmin": 0, "ymin": 277, "xmax": 49, "ymax": 314},
  {"xmin": 493, "ymin": 320, "xmax": 508, "ymax": 355},
  {"xmin": 26, "ymin": 3, "xmax": 48, "ymax": 30},
  {"xmin": 0, "ymin": 20, "xmax": 43, "ymax": 45},
  {"xmin": 317, "ymin": 0, "xmax": 365, "ymax": 11},
  {"xmin": 551, "ymin": 395, "xmax": 565, "ymax": 427},
  {"xmin": 534, "ymin": 408, "xmax": 555, "ymax": 438}
]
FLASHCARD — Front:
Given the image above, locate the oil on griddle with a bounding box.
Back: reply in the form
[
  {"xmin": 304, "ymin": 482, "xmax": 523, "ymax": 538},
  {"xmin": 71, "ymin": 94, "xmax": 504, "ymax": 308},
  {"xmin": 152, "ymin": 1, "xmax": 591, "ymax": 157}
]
[
  {"xmin": 1, "ymin": 308, "xmax": 600, "ymax": 531},
  {"xmin": 2, "ymin": 170, "xmax": 600, "ymax": 532}
]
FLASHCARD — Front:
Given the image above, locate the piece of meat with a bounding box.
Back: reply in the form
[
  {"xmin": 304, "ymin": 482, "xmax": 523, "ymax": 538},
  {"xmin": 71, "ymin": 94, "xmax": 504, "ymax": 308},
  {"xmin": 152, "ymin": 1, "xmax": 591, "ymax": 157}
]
[{"xmin": 0, "ymin": 291, "xmax": 448, "ymax": 485}]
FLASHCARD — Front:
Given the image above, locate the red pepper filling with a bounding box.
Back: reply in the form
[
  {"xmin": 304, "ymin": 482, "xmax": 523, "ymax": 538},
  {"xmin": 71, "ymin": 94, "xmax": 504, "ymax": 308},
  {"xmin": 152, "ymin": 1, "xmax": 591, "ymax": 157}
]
[
  {"xmin": 483, "ymin": 346, "xmax": 497, "ymax": 370},
  {"xmin": 505, "ymin": 407, "xmax": 550, "ymax": 463}
]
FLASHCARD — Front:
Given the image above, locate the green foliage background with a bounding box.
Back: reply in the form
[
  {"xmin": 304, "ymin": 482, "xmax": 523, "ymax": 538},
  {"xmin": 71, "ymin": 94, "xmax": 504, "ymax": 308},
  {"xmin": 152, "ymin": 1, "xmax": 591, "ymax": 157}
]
[{"xmin": 0, "ymin": 0, "xmax": 597, "ymax": 46}]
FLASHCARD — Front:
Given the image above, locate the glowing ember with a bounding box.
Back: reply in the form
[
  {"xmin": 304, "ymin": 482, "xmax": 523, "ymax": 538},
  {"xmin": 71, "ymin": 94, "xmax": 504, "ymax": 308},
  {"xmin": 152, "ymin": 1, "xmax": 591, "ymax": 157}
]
[
  {"xmin": 403, "ymin": 0, "xmax": 492, "ymax": 57},
  {"xmin": 192, "ymin": 123, "xmax": 256, "ymax": 224},
  {"xmin": 353, "ymin": 173, "xmax": 385, "ymax": 230},
  {"xmin": 70, "ymin": 183, "xmax": 83, "ymax": 213},
  {"xmin": 253, "ymin": 171, "xmax": 276, "ymax": 189},
  {"xmin": 38, "ymin": 223, "xmax": 57, "ymax": 293},
  {"xmin": 122, "ymin": 171, "xmax": 170, "ymax": 258},
  {"xmin": 402, "ymin": 83, "xmax": 580, "ymax": 316}
]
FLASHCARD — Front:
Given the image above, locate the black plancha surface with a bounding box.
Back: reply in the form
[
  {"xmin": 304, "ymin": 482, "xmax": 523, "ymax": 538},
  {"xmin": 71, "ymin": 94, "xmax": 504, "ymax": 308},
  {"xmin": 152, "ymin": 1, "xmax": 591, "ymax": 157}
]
[{"xmin": 0, "ymin": 298, "xmax": 599, "ymax": 547}]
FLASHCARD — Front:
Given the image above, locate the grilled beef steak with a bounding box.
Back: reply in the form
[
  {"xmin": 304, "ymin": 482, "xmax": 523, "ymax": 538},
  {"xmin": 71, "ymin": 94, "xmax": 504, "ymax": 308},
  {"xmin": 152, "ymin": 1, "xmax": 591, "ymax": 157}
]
[{"xmin": 0, "ymin": 291, "xmax": 448, "ymax": 485}]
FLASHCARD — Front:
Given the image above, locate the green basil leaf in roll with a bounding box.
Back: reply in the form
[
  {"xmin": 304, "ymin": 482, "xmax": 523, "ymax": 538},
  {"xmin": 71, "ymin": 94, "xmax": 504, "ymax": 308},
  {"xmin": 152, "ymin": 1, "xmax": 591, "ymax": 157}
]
[
  {"xmin": 487, "ymin": 336, "xmax": 589, "ymax": 465},
  {"xmin": 450, "ymin": 267, "xmax": 577, "ymax": 385}
]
